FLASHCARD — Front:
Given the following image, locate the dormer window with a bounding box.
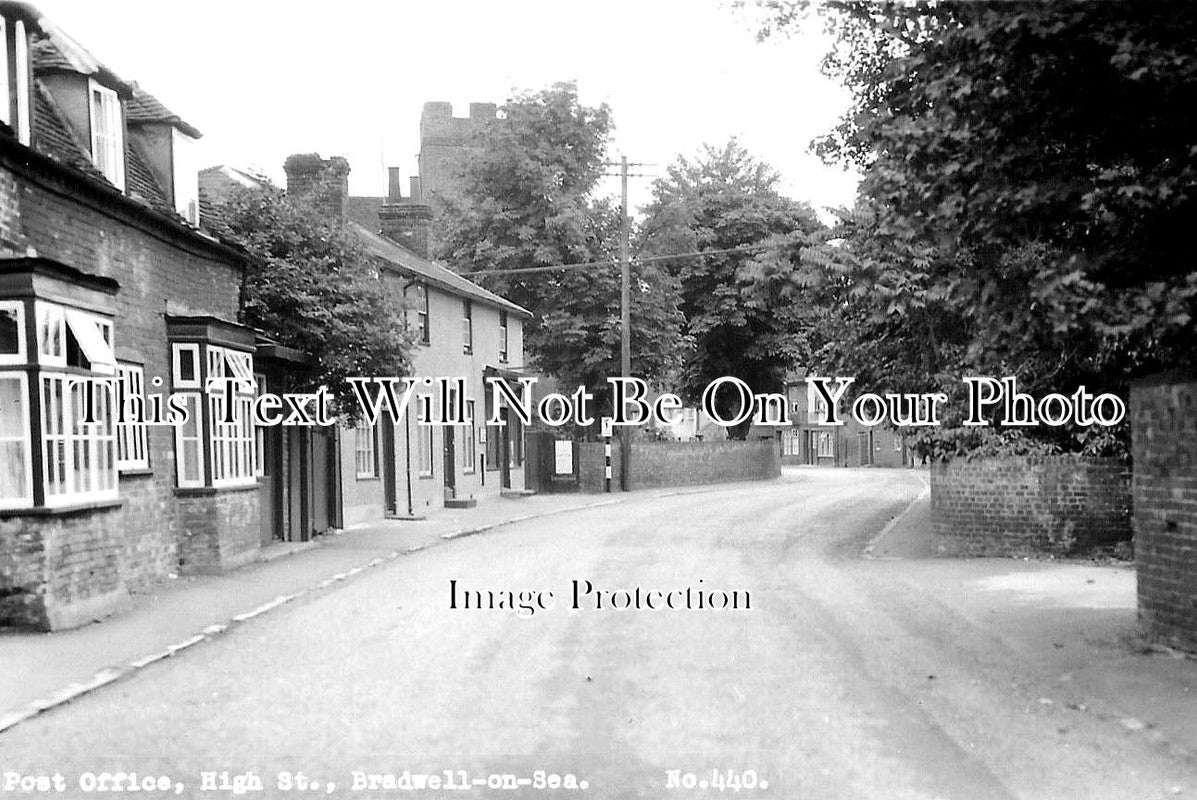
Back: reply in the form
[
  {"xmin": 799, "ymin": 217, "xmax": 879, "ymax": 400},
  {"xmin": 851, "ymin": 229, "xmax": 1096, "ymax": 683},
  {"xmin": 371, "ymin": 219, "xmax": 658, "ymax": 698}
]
[
  {"xmin": 171, "ymin": 129, "xmax": 199, "ymax": 225},
  {"xmin": 0, "ymin": 16, "xmax": 31, "ymax": 145},
  {"xmin": 88, "ymin": 78, "xmax": 124, "ymax": 190}
]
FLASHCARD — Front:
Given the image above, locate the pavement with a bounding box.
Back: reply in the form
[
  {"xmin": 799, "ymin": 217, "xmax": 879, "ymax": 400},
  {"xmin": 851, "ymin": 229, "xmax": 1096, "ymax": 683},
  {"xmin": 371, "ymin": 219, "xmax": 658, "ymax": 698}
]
[
  {"xmin": 0, "ymin": 491, "xmax": 624, "ymax": 731},
  {"xmin": 2, "ymin": 468, "xmax": 1194, "ymax": 800}
]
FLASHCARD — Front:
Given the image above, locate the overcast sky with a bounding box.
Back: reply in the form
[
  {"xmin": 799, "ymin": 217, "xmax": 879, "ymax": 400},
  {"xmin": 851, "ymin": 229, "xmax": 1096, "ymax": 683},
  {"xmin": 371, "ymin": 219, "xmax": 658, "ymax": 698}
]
[{"xmin": 37, "ymin": 0, "xmax": 859, "ymax": 216}]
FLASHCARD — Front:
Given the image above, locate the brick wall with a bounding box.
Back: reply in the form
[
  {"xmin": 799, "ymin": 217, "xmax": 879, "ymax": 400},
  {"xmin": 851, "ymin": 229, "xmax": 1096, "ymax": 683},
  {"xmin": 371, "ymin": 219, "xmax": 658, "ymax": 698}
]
[
  {"xmin": 576, "ymin": 440, "xmax": 780, "ymax": 493},
  {"xmin": 0, "ymin": 158, "xmax": 261, "ymax": 629},
  {"xmin": 1131, "ymin": 374, "xmax": 1197, "ymax": 653},
  {"xmin": 930, "ymin": 456, "xmax": 1131, "ymax": 556},
  {"xmin": 176, "ymin": 488, "xmax": 262, "ymax": 574},
  {"xmin": 0, "ymin": 505, "xmax": 129, "ymax": 630}
]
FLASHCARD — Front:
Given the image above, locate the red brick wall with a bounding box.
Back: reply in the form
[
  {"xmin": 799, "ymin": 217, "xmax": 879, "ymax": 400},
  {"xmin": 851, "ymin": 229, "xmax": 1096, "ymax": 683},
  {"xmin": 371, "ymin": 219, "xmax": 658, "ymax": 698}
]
[
  {"xmin": 930, "ymin": 456, "xmax": 1131, "ymax": 556},
  {"xmin": 576, "ymin": 440, "xmax": 780, "ymax": 493},
  {"xmin": 0, "ymin": 505, "xmax": 128, "ymax": 630},
  {"xmin": 176, "ymin": 488, "xmax": 262, "ymax": 574},
  {"xmin": 1131, "ymin": 374, "xmax": 1197, "ymax": 653}
]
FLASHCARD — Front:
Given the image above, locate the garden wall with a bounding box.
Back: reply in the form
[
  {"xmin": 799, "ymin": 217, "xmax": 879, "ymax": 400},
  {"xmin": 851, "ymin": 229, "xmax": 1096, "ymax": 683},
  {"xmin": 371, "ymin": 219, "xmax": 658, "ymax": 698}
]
[
  {"xmin": 930, "ymin": 455, "xmax": 1131, "ymax": 556},
  {"xmin": 1131, "ymin": 373, "xmax": 1197, "ymax": 653}
]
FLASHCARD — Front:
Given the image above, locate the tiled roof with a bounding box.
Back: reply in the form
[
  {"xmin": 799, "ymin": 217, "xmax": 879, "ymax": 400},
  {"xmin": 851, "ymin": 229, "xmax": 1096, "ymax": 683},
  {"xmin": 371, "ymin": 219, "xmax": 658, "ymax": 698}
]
[
  {"xmin": 343, "ymin": 195, "xmax": 386, "ymax": 232},
  {"xmin": 29, "ymin": 78, "xmax": 236, "ymax": 252},
  {"xmin": 348, "ymin": 221, "xmax": 531, "ymax": 318},
  {"xmin": 31, "ymin": 80, "xmax": 104, "ymax": 180},
  {"xmin": 127, "ymin": 86, "xmax": 201, "ymax": 138},
  {"xmin": 31, "ymin": 20, "xmax": 130, "ymax": 93},
  {"xmin": 125, "ymin": 137, "xmax": 171, "ymax": 211}
]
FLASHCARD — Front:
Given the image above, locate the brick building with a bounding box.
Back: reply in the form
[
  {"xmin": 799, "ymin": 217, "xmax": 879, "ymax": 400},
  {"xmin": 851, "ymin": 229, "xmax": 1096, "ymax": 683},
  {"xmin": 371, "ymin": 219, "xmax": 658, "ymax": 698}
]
[
  {"xmin": 279, "ymin": 154, "xmax": 532, "ymax": 524},
  {"xmin": 756, "ymin": 374, "xmax": 910, "ymax": 468},
  {"xmin": 0, "ymin": 3, "xmax": 310, "ymax": 630}
]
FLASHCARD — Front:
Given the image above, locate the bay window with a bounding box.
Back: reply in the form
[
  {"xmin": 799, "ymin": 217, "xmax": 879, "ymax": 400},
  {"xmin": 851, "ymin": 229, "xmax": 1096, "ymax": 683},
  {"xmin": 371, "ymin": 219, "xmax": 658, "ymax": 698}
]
[
  {"xmin": 115, "ymin": 362, "xmax": 148, "ymax": 470},
  {"xmin": 170, "ymin": 335, "xmax": 258, "ymax": 490},
  {"xmin": 0, "ymin": 259, "xmax": 120, "ymax": 511},
  {"xmin": 0, "ymin": 371, "xmax": 32, "ymax": 509}
]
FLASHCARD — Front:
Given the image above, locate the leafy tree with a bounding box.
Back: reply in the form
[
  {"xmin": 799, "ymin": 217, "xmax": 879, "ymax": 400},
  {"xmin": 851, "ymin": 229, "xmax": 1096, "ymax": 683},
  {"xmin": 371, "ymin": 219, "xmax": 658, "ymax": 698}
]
[
  {"xmin": 433, "ymin": 84, "xmax": 686, "ymax": 401},
  {"xmin": 218, "ymin": 180, "xmax": 415, "ymax": 419},
  {"xmin": 745, "ymin": 0, "xmax": 1197, "ymax": 456},
  {"xmin": 638, "ymin": 140, "xmax": 822, "ymax": 438}
]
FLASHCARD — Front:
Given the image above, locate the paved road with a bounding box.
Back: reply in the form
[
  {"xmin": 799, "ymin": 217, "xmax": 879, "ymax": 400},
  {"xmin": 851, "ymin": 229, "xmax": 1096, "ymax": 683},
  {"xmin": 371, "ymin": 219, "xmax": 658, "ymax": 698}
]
[{"xmin": 2, "ymin": 470, "xmax": 1193, "ymax": 799}]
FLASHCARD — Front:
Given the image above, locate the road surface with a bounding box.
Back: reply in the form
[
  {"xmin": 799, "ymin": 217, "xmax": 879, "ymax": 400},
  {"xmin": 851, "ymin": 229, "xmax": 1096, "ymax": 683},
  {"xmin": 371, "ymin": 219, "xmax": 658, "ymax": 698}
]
[{"xmin": 2, "ymin": 469, "xmax": 1193, "ymax": 799}]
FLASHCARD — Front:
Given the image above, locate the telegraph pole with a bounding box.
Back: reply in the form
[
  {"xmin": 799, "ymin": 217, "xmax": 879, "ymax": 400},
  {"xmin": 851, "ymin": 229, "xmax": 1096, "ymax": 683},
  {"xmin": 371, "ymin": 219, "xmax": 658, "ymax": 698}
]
[
  {"xmin": 618, "ymin": 156, "xmax": 632, "ymax": 491},
  {"xmin": 619, "ymin": 156, "xmax": 631, "ymax": 391},
  {"xmin": 604, "ymin": 156, "xmax": 652, "ymax": 490}
]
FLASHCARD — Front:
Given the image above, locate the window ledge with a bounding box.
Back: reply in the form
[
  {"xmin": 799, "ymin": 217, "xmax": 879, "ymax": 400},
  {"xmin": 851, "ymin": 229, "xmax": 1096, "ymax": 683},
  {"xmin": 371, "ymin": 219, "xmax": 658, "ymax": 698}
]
[
  {"xmin": 417, "ymin": 473, "xmax": 434, "ymax": 480},
  {"xmin": 175, "ymin": 483, "xmax": 260, "ymax": 497},
  {"xmin": 356, "ymin": 475, "xmax": 380, "ymax": 482},
  {"xmin": 118, "ymin": 467, "xmax": 154, "ymax": 478},
  {"xmin": 0, "ymin": 498, "xmax": 124, "ymax": 518}
]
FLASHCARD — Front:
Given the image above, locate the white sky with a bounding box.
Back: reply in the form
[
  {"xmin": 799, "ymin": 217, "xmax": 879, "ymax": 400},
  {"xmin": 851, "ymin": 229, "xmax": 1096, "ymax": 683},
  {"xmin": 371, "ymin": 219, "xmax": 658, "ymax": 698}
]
[{"xmin": 37, "ymin": 0, "xmax": 859, "ymax": 217}]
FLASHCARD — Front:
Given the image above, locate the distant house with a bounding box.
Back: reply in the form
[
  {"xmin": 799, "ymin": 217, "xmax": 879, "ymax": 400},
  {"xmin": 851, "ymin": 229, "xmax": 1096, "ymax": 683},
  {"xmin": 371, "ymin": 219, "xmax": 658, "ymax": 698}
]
[
  {"xmin": 756, "ymin": 373, "xmax": 910, "ymax": 467},
  {"xmin": 0, "ymin": 3, "xmax": 319, "ymax": 630}
]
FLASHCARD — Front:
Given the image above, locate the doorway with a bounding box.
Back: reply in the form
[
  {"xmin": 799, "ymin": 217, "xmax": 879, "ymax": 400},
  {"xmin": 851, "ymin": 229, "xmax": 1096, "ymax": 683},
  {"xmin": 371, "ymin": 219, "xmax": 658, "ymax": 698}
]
[{"xmin": 443, "ymin": 424, "xmax": 456, "ymax": 500}]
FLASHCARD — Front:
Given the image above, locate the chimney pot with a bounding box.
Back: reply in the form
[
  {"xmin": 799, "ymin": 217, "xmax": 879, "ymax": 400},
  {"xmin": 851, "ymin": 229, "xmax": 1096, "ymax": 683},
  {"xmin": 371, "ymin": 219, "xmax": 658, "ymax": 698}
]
[
  {"xmin": 283, "ymin": 153, "xmax": 350, "ymax": 219},
  {"xmin": 387, "ymin": 167, "xmax": 403, "ymax": 201}
]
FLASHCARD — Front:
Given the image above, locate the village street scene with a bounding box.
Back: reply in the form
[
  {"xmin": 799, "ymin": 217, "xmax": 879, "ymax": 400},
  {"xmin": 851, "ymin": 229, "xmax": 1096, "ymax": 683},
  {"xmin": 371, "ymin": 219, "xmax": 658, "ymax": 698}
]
[{"xmin": 0, "ymin": 2, "xmax": 1193, "ymax": 799}]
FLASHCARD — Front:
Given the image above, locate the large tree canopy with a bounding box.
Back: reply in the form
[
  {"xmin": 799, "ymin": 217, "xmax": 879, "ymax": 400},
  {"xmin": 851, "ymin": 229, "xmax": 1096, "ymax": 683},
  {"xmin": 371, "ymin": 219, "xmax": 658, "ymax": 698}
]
[
  {"xmin": 219, "ymin": 181, "xmax": 414, "ymax": 419},
  {"xmin": 745, "ymin": 0, "xmax": 1197, "ymax": 456},
  {"xmin": 639, "ymin": 140, "xmax": 823, "ymax": 437},
  {"xmin": 434, "ymin": 83, "xmax": 686, "ymax": 395}
]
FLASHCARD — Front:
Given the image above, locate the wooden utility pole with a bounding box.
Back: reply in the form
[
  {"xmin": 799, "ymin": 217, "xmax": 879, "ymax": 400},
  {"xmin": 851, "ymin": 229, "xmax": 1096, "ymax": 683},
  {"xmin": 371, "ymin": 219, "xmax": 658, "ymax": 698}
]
[{"xmin": 604, "ymin": 156, "xmax": 652, "ymax": 491}]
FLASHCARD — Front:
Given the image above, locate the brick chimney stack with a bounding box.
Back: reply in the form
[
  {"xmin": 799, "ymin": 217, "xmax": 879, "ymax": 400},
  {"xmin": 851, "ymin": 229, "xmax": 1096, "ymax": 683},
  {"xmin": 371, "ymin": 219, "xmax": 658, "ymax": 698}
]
[
  {"xmin": 379, "ymin": 165, "xmax": 434, "ymax": 259},
  {"xmin": 283, "ymin": 153, "xmax": 350, "ymax": 219}
]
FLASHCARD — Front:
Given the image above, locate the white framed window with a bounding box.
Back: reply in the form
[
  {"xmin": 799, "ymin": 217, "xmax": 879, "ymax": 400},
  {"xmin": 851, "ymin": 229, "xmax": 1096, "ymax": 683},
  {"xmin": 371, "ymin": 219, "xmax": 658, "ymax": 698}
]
[
  {"xmin": 115, "ymin": 361, "xmax": 148, "ymax": 470},
  {"xmin": 15, "ymin": 19, "xmax": 28, "ymax": 145},
  {"xmin": 0, "ymin": 372, "xmax": 33, "ymax": 509},
  {"xmin": 893, "ymin": 432, "xmax": 903, "ymax": 452},
  {"xmin": 89, "ymin": 79, "xmax": 124, "ymax": 190},
  {"xmin": 174, "ymin": 393, "xmax": 204, "ymax": 488},
  {"xmin": 498, "ymin": 311, "xmax": 509, "ymax": 363},
  {"xmin": 462, "ymin": 300, "xmax": 473, "ymax": 355},
  {"xmin": 0, "ymin": 17, "xmax": 9, "ymax": 131},
  {"xmin": 0, "ymin": 300, "xmax": 24, "ymax": 365},
  {"xmin": 171, "ymin": 128, "xmax": 200, "ymax": 225},
  {"xmin": 417, "ymin": 421, "xmax": 433, "ymax": 477},
  {"xmin": 816, "ymin": 431, "xmax": 834, "ymax": 458},
  {"xmin": 206, "ymin": 345, "xmax": 256, "ymax": 488},
  {"xmin": 64, "ymin": 308, "xmax": 114, "ymax": 374},
  {"xmin": 36, "ymin": 301, "xmax": 64, "ymax": 365},
  {"xmin": 782, "ymin": 428, "xmax": 801, "ymax": 456},
  {"xmin": 254, "ymin": 373, "xmax": 266, "ymax": 477},
  {"xmin": 0, "ymin": 17, "xmax": 30, "ymax": 145},
  {"xmin": 40, "ymin": 373, "xmax": 117, "ymax": 505},
  {"xmin": 462, "ymin": 400, "xmax": 476, "ymax": 474},
  {"xmin": 355, "ymin": 419, "xmax": 377, "ymax": 479},
  {"xmin": 410, "ymin": 283, "xmax": 429, "ymax": 344},
  {"xmin": 172, "ymin": 343, "xmax": 200, "ymax": 389}
]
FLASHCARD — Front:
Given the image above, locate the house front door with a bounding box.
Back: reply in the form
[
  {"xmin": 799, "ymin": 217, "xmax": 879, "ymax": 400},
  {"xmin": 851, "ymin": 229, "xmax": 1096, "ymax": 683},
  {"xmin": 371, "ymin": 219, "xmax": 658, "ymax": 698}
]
[{"xmin": 443, "ymin": 425, "xmax": 456, "ymax": 500}]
